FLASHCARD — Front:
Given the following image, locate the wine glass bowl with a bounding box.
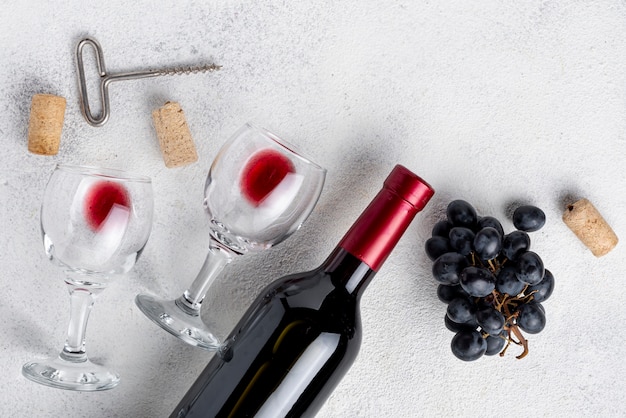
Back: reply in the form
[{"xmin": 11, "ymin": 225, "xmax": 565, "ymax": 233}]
[
  {"xmin": 41, "ymin": 165, "xmax": 153, "ymax": 284},
  {"xmin": 22, "ymin": 164, "xmax": 153, "ymax": 391},
  {"xmin": 135, "ymin": 123, "xmax": 326, "ymax": 350},
  {"xmin": 204, "ymin": 124, "xmax": 325, "ymax": 253}
]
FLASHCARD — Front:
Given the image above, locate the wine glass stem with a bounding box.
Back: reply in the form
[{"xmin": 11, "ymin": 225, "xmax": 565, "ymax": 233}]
[
  {"xmin": 60, "ymin": 281, "xmax": 103, "ymax": 362},
  {"xmin": 178, "ymin": 240, "xmax": 234, "ymax": 312}
]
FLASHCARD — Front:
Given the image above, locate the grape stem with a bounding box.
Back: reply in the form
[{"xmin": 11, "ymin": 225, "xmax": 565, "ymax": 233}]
[
  {"xmin": 491, "ymin": 289, "xmax": 507, "ymax": 311},
  {"xmin": 509, "ymin": 324, "xmax": 529, "ymax": 359},
  {"xmin": 490, "ymin": 288, "xmax": 532, "ymax": 359},
  {"xmin": 499, "ymin": 337, "xmax": 511, "ymax": 357},
  {"xmin": 470, "ymin": 252, "xmax": 502, "ymax": 273},
  {"xmin": 469, "ymin": 252, "xmax": 535, "ymax": 360}
]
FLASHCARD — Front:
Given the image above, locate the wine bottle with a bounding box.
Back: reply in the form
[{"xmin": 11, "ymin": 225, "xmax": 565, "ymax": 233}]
[{"xmin": 170, "ymin": 165, "xmax": 434, "ymax": 418}]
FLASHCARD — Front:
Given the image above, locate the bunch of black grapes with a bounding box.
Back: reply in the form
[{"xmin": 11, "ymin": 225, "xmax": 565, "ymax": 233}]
[{"xmin": 426, "ymin": 200, "xmax": 554, "ymax": 361}]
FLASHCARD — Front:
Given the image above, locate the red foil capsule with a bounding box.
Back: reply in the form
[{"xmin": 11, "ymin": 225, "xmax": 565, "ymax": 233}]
[{"xmin": 339, "ymin": 165, "xmax": 434, "ymax": 271}]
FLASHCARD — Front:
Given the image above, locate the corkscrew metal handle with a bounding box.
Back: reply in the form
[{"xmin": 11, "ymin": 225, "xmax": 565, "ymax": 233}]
[{"xmin": 75, "ymin": 37, "xmax": 222, "ymax": 127}]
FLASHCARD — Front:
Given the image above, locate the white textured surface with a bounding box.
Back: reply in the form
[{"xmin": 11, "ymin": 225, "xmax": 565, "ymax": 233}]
[{"xmin": 1, "ymin": 1, "xmax": 626, "ymax": 417}]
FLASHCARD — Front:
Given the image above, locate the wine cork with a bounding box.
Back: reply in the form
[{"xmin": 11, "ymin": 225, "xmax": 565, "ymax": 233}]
[
  {"xmin": 27, "ymin": 94, "xmax": 66, "ymax": 155},
  {"xmin": 562, "ymin": 198, "xmax": 618, "ymax": 257},
  {"xmin": 152, "ymin": 101, "xmax": 198, "ymax": 168}
]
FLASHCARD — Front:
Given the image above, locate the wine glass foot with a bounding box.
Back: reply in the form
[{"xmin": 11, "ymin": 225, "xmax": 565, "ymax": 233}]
[
  {"xmin": 135, "ymin": 294, "xmax": 221, "ymax": 351},
  {"xmin": 22, "ymin": 355, "xmax": 119, "ymax": 391}
]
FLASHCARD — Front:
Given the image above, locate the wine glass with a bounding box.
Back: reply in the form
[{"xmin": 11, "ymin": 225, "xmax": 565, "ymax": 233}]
[
  {"xmin": 22, "ymin": 164, "xmax": 153, "ymax": 391},
  {"xmin": 135, "ymin": 123, "xmax": 326, "ymax": 350}
]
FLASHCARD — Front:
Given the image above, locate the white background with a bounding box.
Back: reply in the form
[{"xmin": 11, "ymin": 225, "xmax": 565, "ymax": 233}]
[{"xmin": 1, "ymin": 1, "xmax": 625, "ymax": 417}]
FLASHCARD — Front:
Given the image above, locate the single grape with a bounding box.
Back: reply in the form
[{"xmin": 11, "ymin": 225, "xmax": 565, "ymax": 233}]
[
  {"xmin": 477, "ymin": 216, "xmax": 504, "ymax": 237},
  {"xmin": 516, "ymin": 251, "xmax": 545, "ymax": 285},
  {"xmin": 484, "ymin": 334, "xmax": 506, "ymax": 356},
  {"xmin": 432, "ymin": 220, "xmax": 453, "ymax": 238},
  {"xmin": 446, "ymin": 200, "xmax": 478, "ymax": 229},
  {"xmin": 460, "ymin": 266, "xmax": 496, "ymax": 297},
  {"xmin": 437, "ymin": 284, "xmax": 468, "ymax": 304},
  {"xmin": 516, "ymin": 302, "xmax": 546, "ymax": 334},
  {"xmin": 473, "ymin": 227, "xmax": 502, "ymax": 260},
  {"xmin": 496, "ymin": 264, "xmax": 525, "ymax": 296},
  {"xmin": 535, "ymin": 302, "xmax": 546, "ymax": 314},
  {"xmin": 528, "ymin": 269, "xmax": 554, "ymax": 303},
  {"xmin": 501, "ymin": 231, "xmax": 531, "ymax": 261},
  {"xmin": 432, "ymin": 252, "xmax": 469, "ymax": 285},
  {"xmin": 513, "ymin": 205, "xmax": 546, "ymax": 232},
  {"xmin": 425, "ymin": 236, "xmax": 452, "ymax": 261},
  {"xmin": 444, "ymin": 314, "xmax": 478, "ymax": 333},
  {"xmin": 449, "ymin": 227, "xmax": 475, "ymax": 256},
  {"xmin": 451, "ymin": 330, "xmax": 487, "ymax": 361},
  {"xmin": 476, "ymin": 306, "xmax": 505, "ymax": 335},
  {"xmin": 446, "ymin": 297, "xmax": 477, "ymax": 323}
]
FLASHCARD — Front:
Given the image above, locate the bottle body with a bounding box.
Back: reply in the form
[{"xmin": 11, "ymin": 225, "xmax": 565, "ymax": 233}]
[{"xmin": 171, "ymin": 248, "xmax": 374, "ymax": 418}]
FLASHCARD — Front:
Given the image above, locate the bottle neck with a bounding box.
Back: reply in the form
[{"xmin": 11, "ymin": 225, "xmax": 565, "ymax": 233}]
[
  {"xmin": 323, "ymin": 248, "xmax": 377, "ymax": 297},
  {"xmin": 325, "ymin": 166, "xmax": 434, "ymax": 295},
  {"xmin": 338, "ymin": 188, "xmax": 420, "ymax": 272}
]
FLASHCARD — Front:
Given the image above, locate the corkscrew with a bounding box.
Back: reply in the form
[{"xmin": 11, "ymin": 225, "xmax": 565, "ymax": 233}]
[{"xmin": 76, "ymin": 37, "xmax": 221, "ymax": 127}]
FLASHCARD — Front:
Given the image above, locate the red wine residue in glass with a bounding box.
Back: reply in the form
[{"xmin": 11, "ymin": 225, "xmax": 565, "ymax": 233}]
[
  {"xmin": 240, "ymin": 149, "xmax": 295, "ymax": 206},
  {"xmin": 84, "ymin": 181, "xmax": 130, "ymax": 230}
]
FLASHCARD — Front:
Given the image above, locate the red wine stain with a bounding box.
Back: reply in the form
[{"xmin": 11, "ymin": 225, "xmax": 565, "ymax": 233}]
[
  {"xmin": 84, "ymin": 181, "xmax": 130, "ymax": 230},
  {"xmin": 240, "ymin": 149, "xmax": 295, "ymax": 206}
]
